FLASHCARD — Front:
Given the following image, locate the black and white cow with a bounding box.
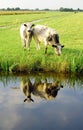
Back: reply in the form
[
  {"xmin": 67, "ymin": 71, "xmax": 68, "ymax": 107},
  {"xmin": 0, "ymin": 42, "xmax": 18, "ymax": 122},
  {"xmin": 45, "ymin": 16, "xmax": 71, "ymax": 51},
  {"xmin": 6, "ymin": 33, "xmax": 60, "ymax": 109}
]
[
  {"xmin": 20, "ymin": 23, "xmax": 64, "ymax": 55},
  {"xmin": 20, "ymin": 22, "xmax": 34, "ymax": 50},
  {"xmin": 20, "ymin": 78, "xmax": 63, "ymax": 102},
  {"xmin": 32, "ymin": 24, "xmax": 64, "ymax": 55}
]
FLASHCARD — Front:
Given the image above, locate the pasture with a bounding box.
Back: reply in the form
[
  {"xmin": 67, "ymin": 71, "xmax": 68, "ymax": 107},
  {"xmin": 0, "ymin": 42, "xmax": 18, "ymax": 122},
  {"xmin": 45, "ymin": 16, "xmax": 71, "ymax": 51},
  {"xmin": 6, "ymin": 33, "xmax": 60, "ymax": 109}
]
[{"xmin": 0, "ymin": 11, "xmax": 83, "ymax": 74}]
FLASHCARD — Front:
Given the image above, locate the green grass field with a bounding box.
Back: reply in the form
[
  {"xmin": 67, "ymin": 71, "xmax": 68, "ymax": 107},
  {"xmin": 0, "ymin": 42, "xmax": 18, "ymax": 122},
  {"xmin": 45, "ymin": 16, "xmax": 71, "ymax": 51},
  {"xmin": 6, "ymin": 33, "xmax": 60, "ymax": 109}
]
[{"xmin": 0, "ymin": 11, "xmax": 83, "ymax": 74}]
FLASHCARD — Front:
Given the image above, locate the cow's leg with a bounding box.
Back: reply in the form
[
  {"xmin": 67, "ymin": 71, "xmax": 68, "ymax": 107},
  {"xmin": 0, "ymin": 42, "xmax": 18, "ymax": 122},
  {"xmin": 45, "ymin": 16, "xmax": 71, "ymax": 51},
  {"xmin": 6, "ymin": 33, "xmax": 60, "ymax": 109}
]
[
  {"xmin": 45, "ymin": 47, "xmax": 47, "ymax": 54},
  {"xmin": 36, "ymin": 42, "xmax": 40, "ymax": 50},
  {"xmin": 35, "ymin": 40, "xmax": 40, "ymax": 50},
  {"xmin": 26, "ymin": 34, "xmax": 33, "ymax": 51},
  {"xmin": 26, "ymin": 41, "xmax": 30, "ymax": 51},
  {"xmin": 22, "ymin": 39, "xmax": 26, "ymax": 49},
  {"xmin": 26, "ymin": 38, "xmax": 32, "ymax": 51},
  {"xmin": 44, "ymin": 40, "xmax": 48, "ymax": 54},
  {"xmin": 33, "ymin": 37, "xmax": 40, "ymax": 50}
]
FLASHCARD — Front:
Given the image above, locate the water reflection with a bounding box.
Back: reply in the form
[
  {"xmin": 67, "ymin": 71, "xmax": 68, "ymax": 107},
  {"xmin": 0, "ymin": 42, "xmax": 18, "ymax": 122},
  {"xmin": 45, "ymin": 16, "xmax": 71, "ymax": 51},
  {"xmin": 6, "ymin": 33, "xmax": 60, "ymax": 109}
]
[
  {"xmin": 20, "ymin": 77, "xmax": 63, "ymax": 102},
  {"xmin": 0, "ymin": 74, "xmax": 83, "ymax": 130}
]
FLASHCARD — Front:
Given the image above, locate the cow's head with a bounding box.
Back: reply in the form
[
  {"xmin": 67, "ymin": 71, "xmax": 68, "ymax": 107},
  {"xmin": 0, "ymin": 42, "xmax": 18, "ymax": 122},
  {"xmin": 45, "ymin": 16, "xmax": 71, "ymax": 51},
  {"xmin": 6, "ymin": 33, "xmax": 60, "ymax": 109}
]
[
  {"xmin": 47, "ymin": 33, "xmax": 64, "ymax": 56},
  {"xmin": 45, "ymin": 83, "xmax": 63, "ymax": 100},
  {"xmin": 52, "ymin": 44, "xmax": 64, "ymax": 56},
  {"xmin": 24, "ymin": 23, "xmax": 34, "ymax": 38}
]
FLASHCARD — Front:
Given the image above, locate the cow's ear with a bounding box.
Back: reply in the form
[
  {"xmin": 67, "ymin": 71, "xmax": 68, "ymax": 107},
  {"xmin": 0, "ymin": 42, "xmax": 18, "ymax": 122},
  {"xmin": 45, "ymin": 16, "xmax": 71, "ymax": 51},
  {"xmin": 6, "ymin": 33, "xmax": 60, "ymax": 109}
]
[
  {"xmin": 61, "ymin": 45, "xmax": 64, "ymax": 48},
  {"xmin": 24, "ymin": 98, "xmax": 27, "ymax": 102},
  {"xmin": 52, "ymin": 45, "xmax": 57, "ymax": 48},
  {"xmin": 24, "ymin": 23, "xmax": 27, "ymax": 27},
  {"xmin": 47, "ymin": 36, "xmax": 52, "ymax": 41},
  {"xmin": 31, "ymin": 24, "xmax": 35, "ymax": 27}
]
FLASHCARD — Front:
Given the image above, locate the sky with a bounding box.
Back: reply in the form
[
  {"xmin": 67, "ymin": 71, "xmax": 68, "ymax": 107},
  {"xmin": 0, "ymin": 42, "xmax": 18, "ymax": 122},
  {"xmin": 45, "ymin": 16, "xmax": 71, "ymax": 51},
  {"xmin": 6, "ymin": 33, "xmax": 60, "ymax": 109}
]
[{"xmin": 0, "ymin": 0, "xmax": 83, "ymax": 9}]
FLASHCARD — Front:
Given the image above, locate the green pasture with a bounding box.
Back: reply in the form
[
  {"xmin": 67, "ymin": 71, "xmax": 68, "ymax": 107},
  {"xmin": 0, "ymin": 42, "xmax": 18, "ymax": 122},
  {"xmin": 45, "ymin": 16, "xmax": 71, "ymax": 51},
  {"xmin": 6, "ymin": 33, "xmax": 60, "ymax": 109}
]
[{"xmin": 0, "ymin": 11, "xmax": 83, "ymax": 74}]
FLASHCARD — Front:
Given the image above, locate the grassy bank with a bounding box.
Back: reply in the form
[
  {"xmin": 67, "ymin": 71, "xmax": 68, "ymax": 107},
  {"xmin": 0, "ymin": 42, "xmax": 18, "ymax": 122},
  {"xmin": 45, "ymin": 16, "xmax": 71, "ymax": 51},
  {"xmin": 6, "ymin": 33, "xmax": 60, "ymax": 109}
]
[{"xmin": 0, "ymin": 11, "xmax": 83, "ymax": 74}]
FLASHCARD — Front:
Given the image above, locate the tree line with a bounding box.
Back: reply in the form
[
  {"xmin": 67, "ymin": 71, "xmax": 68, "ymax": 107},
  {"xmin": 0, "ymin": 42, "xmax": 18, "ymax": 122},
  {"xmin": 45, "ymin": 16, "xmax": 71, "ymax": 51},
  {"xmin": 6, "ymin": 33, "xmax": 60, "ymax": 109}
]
[
  {"xmin": 59, "ymin": 7, "xmax": 83, "ymax": 12},
  {"xmin": 0, "ymin": 7, "xmax": 83, "ymax": 12}
]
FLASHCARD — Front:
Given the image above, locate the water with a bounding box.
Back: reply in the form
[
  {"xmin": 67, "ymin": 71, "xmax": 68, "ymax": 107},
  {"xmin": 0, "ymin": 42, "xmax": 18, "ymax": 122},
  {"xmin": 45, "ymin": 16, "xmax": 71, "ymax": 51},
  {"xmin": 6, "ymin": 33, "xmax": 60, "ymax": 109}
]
[{"xmin": 0, "ymin": 73, "xmax": 83, "ymax": 130}]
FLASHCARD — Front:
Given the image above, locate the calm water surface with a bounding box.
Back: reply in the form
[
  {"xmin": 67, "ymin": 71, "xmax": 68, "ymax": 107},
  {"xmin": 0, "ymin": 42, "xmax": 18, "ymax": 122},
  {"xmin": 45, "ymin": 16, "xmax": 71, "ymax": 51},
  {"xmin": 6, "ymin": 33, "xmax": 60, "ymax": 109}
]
[{"xmin": 0, "ymin": 73, "xmax": 83, "ymax": 130}]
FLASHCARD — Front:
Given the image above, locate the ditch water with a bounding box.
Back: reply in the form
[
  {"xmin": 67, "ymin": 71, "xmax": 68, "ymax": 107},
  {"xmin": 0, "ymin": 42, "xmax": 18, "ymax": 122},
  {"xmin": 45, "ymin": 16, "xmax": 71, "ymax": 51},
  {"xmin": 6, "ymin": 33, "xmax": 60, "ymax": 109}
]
[{"xmin": 0, "ymin": 73, "xmax": 83, "ymax": 130}]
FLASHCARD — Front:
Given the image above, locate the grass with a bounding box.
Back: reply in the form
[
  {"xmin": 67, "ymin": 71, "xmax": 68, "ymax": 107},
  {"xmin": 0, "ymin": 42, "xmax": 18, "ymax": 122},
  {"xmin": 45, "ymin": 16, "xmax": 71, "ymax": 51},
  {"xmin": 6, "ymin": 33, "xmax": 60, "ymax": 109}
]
[{"xmin": 0, "ymin": 11, "xmax": 83, "ymax": 75}]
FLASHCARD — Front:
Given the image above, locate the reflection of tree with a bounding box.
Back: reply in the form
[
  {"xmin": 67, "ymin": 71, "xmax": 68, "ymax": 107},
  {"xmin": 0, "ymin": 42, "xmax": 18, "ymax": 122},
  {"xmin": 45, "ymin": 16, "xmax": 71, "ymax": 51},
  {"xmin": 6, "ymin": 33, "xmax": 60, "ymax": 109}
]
[{"xmin": 20, "ymin": 77, "xmax": 63, "ymax": 102}]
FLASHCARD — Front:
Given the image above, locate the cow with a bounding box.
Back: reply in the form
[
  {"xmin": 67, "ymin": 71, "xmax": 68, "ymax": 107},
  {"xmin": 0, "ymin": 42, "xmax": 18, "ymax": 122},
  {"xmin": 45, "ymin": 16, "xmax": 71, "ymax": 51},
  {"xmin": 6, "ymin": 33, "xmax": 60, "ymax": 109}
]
[
  {"xmin": 20, "ymin": 77, "xmax": 63, "ymax": 102},
  {"xmin": 30, "ymin": 24, "xmax": 64, "ymax": 55},
  {"xmin": 20, "ymin": 23, "xmax": 64, "ymax": 55},
  {"xmin": 20, "ymin": 22, "xmax": 34, "ymax": 50}
]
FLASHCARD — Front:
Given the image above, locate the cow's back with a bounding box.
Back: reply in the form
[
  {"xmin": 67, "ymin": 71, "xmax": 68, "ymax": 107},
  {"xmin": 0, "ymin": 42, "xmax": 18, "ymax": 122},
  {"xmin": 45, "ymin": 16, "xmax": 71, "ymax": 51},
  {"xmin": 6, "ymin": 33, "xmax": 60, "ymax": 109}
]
[{"xmin": 33, "ymin": 25, "xmax": 48, "ymax": 42}]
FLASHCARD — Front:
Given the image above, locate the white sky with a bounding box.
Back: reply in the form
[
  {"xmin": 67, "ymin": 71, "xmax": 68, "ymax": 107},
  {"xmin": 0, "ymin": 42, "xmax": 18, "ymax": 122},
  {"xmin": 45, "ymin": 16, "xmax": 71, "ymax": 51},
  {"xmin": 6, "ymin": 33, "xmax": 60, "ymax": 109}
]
[{"xmin": 0, "ymin": 0, "xmax": 83, "ymax": 9}]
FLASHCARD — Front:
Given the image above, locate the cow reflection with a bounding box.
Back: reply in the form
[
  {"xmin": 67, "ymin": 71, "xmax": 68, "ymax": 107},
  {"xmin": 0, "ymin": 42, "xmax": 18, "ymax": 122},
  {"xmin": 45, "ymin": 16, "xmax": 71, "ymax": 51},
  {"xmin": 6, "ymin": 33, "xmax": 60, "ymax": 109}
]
[{"xmin": 20, "ymin": 78, "xmax": 63, "ymax": 102}]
